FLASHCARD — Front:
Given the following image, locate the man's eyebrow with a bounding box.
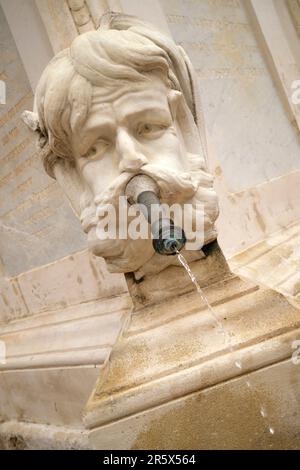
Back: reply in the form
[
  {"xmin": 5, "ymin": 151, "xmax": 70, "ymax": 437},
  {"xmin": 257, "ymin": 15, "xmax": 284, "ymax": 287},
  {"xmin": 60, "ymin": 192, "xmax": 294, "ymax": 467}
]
[
  {"xmin": 119, "ymin": 106, "xmax": 171, "ymax": 122},
  {"xmin": 84, "ymin": 119, "xmax": 116, "ymax": 134}
]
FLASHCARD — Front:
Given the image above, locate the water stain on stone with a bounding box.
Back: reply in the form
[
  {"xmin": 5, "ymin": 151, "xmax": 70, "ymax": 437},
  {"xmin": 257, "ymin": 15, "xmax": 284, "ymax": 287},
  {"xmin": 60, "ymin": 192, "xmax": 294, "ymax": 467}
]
[{"xmin": 8, "ymin": 435, "xmax": 27, "ymax": 450}]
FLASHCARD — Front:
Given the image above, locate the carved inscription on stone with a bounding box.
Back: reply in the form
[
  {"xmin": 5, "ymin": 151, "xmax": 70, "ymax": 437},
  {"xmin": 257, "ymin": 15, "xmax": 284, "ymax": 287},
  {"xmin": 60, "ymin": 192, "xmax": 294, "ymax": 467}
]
[
  {"xmin": 0, "ymin": 5, "xmax": 86, "ymax": 276},
  {"xmin": 161, "ymin": 0, "xmax": 300, "ymax": 191}
]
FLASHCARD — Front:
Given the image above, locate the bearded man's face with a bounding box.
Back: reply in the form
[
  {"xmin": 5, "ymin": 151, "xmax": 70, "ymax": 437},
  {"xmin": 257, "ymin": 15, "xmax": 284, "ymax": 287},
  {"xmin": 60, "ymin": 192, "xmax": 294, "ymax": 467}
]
[
  {"xmin": 71, "ymin": 77, "xmax": 217, "ymax": 273},
  {"xmin": 72, "ymin": 78, "xmax": 187, "ymax": 190}
]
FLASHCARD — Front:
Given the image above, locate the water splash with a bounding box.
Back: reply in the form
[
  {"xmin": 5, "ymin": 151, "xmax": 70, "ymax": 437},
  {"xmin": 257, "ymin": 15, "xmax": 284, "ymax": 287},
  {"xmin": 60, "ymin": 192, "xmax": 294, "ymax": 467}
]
[
  {"xmin": 260, "ymin": 406, "xmax": 268, "ymax": 418},
  {"xmin": 177, "ymin": 251, "xmax": 275, "ymax": 436}
]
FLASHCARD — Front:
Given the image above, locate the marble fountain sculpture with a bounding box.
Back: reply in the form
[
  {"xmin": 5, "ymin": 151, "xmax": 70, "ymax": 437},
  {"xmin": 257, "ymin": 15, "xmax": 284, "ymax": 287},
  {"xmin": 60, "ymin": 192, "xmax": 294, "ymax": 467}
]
[
  {"xmin": 20, "ymin": 13, "xmax": 300, "ymax": 450},
  {"xmin": 22, "ymin": 12, "xmax": 219, "ymax": 279}
]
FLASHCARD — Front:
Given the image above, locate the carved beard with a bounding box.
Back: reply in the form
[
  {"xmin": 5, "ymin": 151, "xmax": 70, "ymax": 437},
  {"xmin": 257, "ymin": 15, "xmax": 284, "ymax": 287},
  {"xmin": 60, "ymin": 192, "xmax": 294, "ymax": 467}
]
[{"xmin": 80, "ymin": 158, "xmax": 219, "ymax": 273}]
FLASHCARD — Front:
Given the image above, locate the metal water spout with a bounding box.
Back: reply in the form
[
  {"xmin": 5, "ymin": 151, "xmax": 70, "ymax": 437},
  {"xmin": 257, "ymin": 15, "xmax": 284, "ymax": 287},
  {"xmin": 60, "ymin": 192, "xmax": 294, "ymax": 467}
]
[{"xmin": 125, "ymin": 174, "xmax": 186, "ymax": 255}]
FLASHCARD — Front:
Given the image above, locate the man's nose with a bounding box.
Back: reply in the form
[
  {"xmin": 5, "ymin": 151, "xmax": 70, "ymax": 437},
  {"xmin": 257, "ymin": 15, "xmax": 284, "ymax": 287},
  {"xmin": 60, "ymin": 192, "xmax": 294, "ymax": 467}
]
[{"xmin": 116, "ymin": 128, "xmax": 148, "ymax": 172}]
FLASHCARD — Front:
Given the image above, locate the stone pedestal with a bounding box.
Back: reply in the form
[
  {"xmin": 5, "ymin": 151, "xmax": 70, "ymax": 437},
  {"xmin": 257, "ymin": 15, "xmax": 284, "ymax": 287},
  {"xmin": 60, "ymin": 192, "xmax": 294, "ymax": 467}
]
[
  {"xmin": 1, "ymin": 244, "xmax": 299, "ymax": 450},
  {"xmin": 83, "ymin": 243, "xmax": 300, "ymax": 449}
]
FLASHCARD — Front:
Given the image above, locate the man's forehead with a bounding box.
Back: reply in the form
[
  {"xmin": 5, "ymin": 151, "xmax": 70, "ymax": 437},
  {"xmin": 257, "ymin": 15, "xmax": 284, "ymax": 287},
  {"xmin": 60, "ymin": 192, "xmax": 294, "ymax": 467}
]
[
  {"xmin": 88, "ymin": 83, "xmax": 170, "ymax": 122},
  {"xmin": 74, "ymin": 82, "xmax": 172, "ymax": 151}
]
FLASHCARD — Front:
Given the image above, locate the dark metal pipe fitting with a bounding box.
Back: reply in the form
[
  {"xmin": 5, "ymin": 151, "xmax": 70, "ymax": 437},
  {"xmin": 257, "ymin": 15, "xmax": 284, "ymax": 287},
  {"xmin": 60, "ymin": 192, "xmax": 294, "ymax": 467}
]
[{"xmin": 125, "ymin": 174, "xmax": 186, "ymax": 256}]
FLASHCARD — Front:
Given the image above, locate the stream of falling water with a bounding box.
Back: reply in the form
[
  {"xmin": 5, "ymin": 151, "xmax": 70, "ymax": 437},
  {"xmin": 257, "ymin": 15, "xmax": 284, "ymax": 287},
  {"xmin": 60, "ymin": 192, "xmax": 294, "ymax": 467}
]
[{"xmin": 177, "ymin": 251, "xmax": 275, "ymax": 437}]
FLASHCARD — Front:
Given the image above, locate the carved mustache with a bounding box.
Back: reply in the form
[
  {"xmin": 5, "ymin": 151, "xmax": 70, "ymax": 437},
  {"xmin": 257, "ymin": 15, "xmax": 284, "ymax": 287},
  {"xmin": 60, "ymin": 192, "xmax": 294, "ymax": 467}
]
[
  {"xmin": 80, "ymin": 163, "xmax": 212, "ymax": 233},
  {"xmin": 94, "ymin": 164, "xmax": 198, "ymax": 207}
]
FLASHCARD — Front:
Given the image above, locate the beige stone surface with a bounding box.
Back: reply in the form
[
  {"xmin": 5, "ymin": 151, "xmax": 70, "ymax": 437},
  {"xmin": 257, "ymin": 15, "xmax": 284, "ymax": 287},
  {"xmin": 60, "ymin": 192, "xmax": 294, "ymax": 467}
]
[
  {"xmin": 85, "ymin": 248, "xmax": 300, "ymax": 449},
  {"xmin": 215, "ymin": 169, "xmax": 300, "ymax": 259},
  {"xmin": 0, "ymin": 421, "xmax": 89, "ymax": 450},
  {"xmin": 126, "ymin": 241, "xmax": 230, "ymax": 308},
  {"xmin": 0, "ymin": 4, "xmax": 91, "ymax": 276},
  {"xmin": 85, "ymin": 273, "xmax": 300, "ymax": 429},
  {"xmin": 161, "ymin": 0, "xmax": 300, "ymax": 262},
  {"xmin": 1, "ymin": 0, "xmax": 53, "ymax": 91},
  {"xmin": 0, "ymin": 287, "xmax": 132, "ymax": 426},
  {"xmin": 0, "ymin": 249, "xmax": 128, "ymax": 322},
  {"xmin": 161, "ymin": 0, "xmax": 300, "ymax": 192},
  {"xmin": 36, "ymin": 0, "xmax": 78, "ymax": 53},
  {"xmin": 230, "ymin": 220, "xmax": 300, "ymax": 309},
  {"xmin": 16, "ymin": 250, "xmax": 128, "ymax": 316},
  {"xmin": 0, "ymin": 366, "xmax": 101, "ymax": 427},
  {"xmin": 0, "ymin": 293, "xmax": 131, "ymax": 371},
  {"xmin": 248, "ymin": 0, "xmax": 300, "ymax": 130},
  {"xmin": 89, "ymin": 358, "xmax": 300, "ymax": 450}
]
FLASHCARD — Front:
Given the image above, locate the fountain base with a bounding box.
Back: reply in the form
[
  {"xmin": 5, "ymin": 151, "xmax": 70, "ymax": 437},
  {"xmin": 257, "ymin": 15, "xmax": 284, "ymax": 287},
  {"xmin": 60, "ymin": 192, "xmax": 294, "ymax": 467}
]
[{"xmin": 84, "ymin": 241, "xmax": 300, "ymax": 449}]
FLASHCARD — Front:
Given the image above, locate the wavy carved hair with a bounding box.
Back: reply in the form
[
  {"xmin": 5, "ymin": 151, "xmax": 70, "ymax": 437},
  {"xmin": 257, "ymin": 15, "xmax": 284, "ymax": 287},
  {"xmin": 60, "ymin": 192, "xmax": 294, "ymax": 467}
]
[{"xmin": 33, "ymin": 12, "xmax": 198, "ymax": 177}]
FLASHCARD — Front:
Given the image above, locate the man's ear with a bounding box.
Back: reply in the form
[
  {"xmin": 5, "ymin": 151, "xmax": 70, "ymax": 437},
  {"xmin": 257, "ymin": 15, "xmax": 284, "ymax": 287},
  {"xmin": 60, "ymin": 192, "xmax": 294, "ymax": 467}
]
[{"xmin": 167, "ymin": 90, "xmax": 182, "ymax": 120}]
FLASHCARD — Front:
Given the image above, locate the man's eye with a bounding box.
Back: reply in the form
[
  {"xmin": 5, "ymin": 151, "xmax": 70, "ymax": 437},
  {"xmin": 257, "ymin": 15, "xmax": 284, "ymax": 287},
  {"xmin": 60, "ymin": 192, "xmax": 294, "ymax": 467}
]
[
  {"xmin": 137, "ymin": 123, "xmax": 167, "ymax": 138},
  {"xmin": 83, "ymin": 140, "xmax": 110, "ymax": 160}
]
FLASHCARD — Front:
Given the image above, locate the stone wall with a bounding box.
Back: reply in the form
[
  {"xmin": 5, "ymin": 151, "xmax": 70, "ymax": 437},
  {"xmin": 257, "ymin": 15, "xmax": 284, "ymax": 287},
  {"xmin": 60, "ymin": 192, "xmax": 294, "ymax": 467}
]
[
  {"xmin": 0, "ymin": 0, "xmax": 300, "ymax": 450},
  {"xmin": 0, "ymin": 4, "xmax": 87, "ymax": 276}
]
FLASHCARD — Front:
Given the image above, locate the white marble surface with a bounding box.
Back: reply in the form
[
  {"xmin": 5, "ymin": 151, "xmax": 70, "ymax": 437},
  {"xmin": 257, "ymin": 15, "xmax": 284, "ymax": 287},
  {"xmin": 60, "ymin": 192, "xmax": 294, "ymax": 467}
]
[
  {"xmin": 0, "ymin": 365, "xmax": 101, "ymax": 426},
  {"xmin": 0, "ymin": 249, "xmax": 128, "ymax": 322},
  {"xmin": 161, "ymin": 0, "xmax": 300, "ymax": 192}
]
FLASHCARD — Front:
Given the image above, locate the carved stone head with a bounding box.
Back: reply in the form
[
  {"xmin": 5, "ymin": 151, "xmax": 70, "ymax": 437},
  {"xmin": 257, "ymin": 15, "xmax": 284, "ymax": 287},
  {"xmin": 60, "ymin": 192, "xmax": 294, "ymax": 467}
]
[{"xmin": 23, "ymin": 13, "xmax": 219, "ymax": 276}]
